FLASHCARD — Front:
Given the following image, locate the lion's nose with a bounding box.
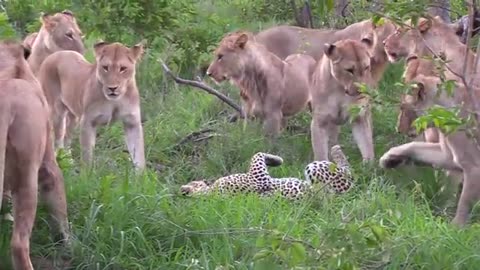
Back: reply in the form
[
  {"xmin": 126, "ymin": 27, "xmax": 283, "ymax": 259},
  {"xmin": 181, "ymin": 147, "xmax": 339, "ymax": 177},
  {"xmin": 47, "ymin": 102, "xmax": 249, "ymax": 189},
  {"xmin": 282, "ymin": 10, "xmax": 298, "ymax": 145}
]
[
  {"xmin": 382, "ymin": 40, "xmax": 386, "ymax": 46},
  {"xmin": 108, "ymin": 86, "xmax": 118, "ymax": 91},
  {"xmin": 206, "ymin": 71, "xmax": 212, "ymax": 76}
]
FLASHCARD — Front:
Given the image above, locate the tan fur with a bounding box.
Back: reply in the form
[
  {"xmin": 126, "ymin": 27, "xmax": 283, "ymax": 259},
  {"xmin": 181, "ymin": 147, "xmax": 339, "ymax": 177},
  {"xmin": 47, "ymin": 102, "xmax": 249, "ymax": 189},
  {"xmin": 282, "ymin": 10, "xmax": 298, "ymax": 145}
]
[
  {"xmin": 22, "ymin": 32, "xmax": 38, "ymax": 55},
  {"xmin": 38, "ymin": 41, "xmax": 146, "ymax": 169},
  {"xmin": 380, "ymin": 74, "xmax": 480, "ymax": 226},
  {"xmin": 254, "ymin": 19, "xmax": 396, "ymax": 84},
  {"xmin": 383, "ymin": 16, "xmax": 478, "ymax": 85},
  {"xmin": 0, "ymin": 40, "xmax": 70, "ymax": 270},
  {"xmin": 397, "ymin": 55, "xmax": 440, "ymax": 140},
  {"xmin": 310, "ymin": 32, "xmax": 376, "ymax": 162},
  {"xmin": 206, "ymin": 31, "xmax": 316, "ymax": 136},
  {"xmin": 28, "ymin": 10, "xmax": 85, "ymax": 75}
]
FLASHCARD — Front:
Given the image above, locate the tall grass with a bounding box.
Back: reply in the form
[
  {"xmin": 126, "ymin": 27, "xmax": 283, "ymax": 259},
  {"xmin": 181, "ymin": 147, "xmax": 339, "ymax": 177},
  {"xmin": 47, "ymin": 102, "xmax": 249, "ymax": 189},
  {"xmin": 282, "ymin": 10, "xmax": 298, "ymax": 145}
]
[{"xmin": 2, "ymin": 4, "xmax": 480, "ymax": 270}]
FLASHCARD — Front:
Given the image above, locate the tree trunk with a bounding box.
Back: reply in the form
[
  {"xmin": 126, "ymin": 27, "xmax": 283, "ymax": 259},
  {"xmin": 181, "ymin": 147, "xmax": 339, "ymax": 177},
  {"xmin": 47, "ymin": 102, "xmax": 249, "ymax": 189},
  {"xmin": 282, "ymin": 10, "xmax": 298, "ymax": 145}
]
[{"xmin": 427, "ymin": 0, "xmax": 451, "ymax": 23}]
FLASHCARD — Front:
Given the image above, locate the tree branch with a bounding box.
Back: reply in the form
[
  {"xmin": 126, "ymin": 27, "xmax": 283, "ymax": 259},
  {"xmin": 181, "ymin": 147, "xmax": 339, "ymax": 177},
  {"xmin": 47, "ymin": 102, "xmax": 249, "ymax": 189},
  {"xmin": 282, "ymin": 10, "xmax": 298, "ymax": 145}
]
[{"xmin": 158, "ymin": 59, "xmax": 244, "ymax": 114}]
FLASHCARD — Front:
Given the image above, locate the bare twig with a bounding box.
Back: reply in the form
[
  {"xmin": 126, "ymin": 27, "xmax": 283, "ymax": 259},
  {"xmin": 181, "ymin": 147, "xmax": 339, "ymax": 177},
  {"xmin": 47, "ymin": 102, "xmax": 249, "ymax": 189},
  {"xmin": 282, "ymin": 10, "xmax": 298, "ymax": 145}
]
[
  {"xmin": 158, "ymin": 59, "xmax": 243, "ymax": 114},
  {"xmin": 172, "ymin": 128, "xmax": 216, "ymax": 150}
]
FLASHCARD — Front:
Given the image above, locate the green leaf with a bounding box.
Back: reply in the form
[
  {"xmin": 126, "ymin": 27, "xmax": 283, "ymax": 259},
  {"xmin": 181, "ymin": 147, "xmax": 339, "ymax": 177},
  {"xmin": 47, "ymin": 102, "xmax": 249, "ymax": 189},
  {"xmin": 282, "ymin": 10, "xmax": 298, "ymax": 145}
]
[
  {"xmin": 253, "ymin": 249, "xmax": 272, "ymax": 261},
  {"xmin": 290, "ymin": 242, "xmax": 307, "ymax": 264},
  {"xmin": 370, "ymin": 225, "xmax": 387, "ymax": 242}
]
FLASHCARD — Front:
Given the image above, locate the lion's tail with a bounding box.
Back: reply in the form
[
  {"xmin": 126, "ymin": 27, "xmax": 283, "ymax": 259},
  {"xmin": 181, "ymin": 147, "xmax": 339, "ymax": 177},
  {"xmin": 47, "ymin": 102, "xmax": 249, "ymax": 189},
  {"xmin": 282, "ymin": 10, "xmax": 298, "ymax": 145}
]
[{"xmin": 0, "ymin": 105, "xmax": 10, "ymax": 212}]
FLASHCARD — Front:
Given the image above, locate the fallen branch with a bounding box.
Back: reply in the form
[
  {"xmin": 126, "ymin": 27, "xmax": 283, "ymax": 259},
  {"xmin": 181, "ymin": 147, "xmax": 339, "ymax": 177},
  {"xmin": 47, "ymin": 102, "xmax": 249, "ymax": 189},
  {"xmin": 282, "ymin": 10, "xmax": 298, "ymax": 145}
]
[
  {"xmin": 158, "ymin": 59, "xmax": 243, "ymax": 114},
  {"xmin": 172, "ymin": 128, "xmax": 217, "ymax": 151}
]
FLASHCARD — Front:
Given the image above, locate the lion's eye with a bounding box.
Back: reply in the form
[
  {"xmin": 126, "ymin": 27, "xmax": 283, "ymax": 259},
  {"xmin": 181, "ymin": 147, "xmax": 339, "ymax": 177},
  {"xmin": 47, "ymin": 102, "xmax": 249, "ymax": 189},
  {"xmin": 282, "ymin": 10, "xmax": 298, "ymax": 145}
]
[
  {"xmin": 120, "ymin": 66, "xmax": 127, "ymax": 73},
  {"xmin": 364, "ymin": 66, "xmax": 370, "ymax": 71},
  {"xmin": 102, "ymin": 65, "xmax": 109, "ymax": 72},
  {"xmin": 65, "ymin": 32, "xmax": 74, "ymax": 40},
  {"xmin": 217, "ymin": 54, "xmax": 223, "ymax": 61},
  {"xmin": 346, "ymin": 68, "xmax": 354, "ymax": 74}
]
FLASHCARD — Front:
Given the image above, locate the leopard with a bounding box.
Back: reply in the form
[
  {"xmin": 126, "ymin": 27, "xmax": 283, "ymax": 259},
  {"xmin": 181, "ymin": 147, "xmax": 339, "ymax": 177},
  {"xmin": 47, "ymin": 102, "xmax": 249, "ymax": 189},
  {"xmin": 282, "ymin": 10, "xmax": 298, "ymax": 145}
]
[{"xmin": 180, "ymin": 145, "xmax": 353, "ymax": 200}]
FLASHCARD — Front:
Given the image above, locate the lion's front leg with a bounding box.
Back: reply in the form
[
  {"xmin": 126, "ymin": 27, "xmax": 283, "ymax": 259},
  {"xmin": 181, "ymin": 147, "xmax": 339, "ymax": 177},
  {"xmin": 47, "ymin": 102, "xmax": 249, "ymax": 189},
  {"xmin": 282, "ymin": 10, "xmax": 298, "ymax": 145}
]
[
  {"xmin": 351, "ymin": 110, "xmax": 374, "ymax": 162},
  {"xmin": 262, "ymin": 109, "xmax": 283, "ymax": 137},
  {"xmin": 379, "ymin": 142, "xmax": 461, "ymax": 171},
  {"xmin": 123, "ymin": 114, "xmax": 146, "ymax": 170},
  {"xmin": 79, "ymin": 118, "xmax": 97, "ymax": 167},
  {"xmin": 310, "ymin": 116, "xmax": 330, "ymax": 161}
]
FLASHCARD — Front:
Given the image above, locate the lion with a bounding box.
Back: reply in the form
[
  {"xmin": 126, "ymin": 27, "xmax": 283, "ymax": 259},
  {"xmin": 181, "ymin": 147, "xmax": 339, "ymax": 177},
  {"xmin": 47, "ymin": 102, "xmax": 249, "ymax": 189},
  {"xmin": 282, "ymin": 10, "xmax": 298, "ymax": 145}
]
[
  {"xmin": 254, "ymin": 19, "xmax": 396, "ymax": 84},
  {"xmin": 205, "ymin": 30, "xmax": 316, "ymax": 136},
  {"xmin": 0, "ymin": 40, "xmax": 70, "ymax": 270},
  {"xmin": 22, "ymin": 32, "xmax": 38, "ymax": 58},
  {"xmin": 309, "ymin": 31, "xmax": 377, "ymax": 162},
  {"xmin": 383, "ymin": 16, "xmax": 478, "ymax": 85},
  {"xmin": 380, "ymin": 73, "xmax": 480, "ymax": 226},
  {"xmin": 38, "ymin": 41, "xmax": 146, "ymax": 169},
  {"xmin": 398, "ymin": 54, "xmax": 441, "ymax": 142},
  {"xmin": 28, "ymin": 10, "xmax": 85, "ymax": 75}
]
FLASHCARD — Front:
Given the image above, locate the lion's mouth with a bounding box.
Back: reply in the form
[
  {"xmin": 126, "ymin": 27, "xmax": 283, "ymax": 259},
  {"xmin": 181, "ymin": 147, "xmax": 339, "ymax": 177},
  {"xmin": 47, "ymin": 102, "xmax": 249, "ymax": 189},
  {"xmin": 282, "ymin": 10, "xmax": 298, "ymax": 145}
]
[{"xmin": 386, "ymin": 51, "xmax": 399, "ymax": 62}]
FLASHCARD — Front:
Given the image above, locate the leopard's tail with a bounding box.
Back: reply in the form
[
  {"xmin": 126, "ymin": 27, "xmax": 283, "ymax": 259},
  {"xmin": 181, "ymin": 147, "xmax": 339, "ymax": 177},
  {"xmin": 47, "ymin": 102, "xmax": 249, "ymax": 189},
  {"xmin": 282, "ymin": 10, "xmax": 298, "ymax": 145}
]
[
  {"xmin": 247, "ymin": 152, "xmax": 283, "ymax": 180},
  {"xmin": 330, "ymin": 145, "xmax": 350, "ymax": 169}
]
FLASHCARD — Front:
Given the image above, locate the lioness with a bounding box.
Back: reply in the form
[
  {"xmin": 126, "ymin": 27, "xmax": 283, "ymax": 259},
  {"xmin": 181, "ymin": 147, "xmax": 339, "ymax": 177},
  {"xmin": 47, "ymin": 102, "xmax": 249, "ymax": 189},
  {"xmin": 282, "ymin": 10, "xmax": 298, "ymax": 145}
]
[
  {"xmin": 38, "ymin": 41, "xmax": 146, "ymax": 169},
  {"xmin": 383, "ymin": 16, "xmax": 478, "ymax": 85},
  {"xmin": 22, "ymin": 32, "xmax": 38, "ymax": 58},
  {"xmin": 254, "ymin": 19, "xmax": 396, "ymax": 83},
  {"xmin": 380, "ymin": 74, "xmax": 480, "ymax": 226},
  {"xmin": 310, "ymin": 32, "xmax": 376, "ymax": 161},
  {"xmin": 206, "ymin": 31, "xmax": 315, "ymax": 136},
  {"xmin": 28, "ymin": 10, "xmax": 85, "ymax": 75},
  {"xmin": 0, "ymin": 40, "xmax": 70, "ymax": 270},
  {"xmin": 399, "ymin": 54, "xmax": 440, "ymax": 142}
]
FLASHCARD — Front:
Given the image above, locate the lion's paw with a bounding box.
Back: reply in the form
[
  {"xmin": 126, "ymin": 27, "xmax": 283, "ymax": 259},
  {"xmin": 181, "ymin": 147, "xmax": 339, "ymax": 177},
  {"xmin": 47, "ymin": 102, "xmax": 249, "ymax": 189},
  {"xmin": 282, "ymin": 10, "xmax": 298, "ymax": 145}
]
[{"xmin": 379, "ymin": 147, "xmax": 408, "ymax": 169}]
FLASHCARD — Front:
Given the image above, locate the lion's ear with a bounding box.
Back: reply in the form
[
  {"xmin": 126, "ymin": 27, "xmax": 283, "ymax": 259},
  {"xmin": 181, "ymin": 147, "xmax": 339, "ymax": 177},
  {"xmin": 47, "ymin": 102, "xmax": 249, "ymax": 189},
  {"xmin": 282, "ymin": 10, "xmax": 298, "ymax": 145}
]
[
  {"xmin": 418, "ymin": 18, "xmax": 432, "ymax": 33},
  {"xmin": 61, "ymin": 9, "xmax": 75, "ymax": 17},
  {"xmin": 414, "ymin": 82, "xmax": 426, "ymax": 101},
  {"xmin": 131, "ymin": 41, "xmax": 146, "ymax": 61},
  {"xmin": 40, "ymin": 14, "xmax": 56, "ymax": 31},
  {"xmin": 93, "ymin": 41, "xmax": 109, "ymax": 57},
  {"xmin": 235, "ymin": 34, "xmax": 249, "ymax": 49},
  {"xmin": 324, "ymin": 43, "xmax": 336, "ymax": 57},
  {"xmin": 361, "ymin": 32, "xmax": 375, "ymax": 48},
  {"xmin": 23, "ymin": 45, "xmax": 31, "ymax": 60}
]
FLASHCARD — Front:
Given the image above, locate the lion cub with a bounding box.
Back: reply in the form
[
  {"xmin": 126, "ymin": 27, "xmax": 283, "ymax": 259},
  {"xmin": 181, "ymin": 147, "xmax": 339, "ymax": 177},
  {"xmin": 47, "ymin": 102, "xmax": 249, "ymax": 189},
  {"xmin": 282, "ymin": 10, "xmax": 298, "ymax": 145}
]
[
  {"xmin": 310, "ymin": 32, "xmax": 377, "ymax": 162},
  {"xmin": 206, "ymin": 30, "xmax": 316, "ymax": 137},
  {"xmin": 0, "ymin": 40, "xmax": 70, "ymax": 270},
  {"xmin": 28, "ymin": 10, "xmax": 85, "ymax": 75},
  {"xmin": 38, "ymin": 41, "xmax": 146, "ymax": 169}
]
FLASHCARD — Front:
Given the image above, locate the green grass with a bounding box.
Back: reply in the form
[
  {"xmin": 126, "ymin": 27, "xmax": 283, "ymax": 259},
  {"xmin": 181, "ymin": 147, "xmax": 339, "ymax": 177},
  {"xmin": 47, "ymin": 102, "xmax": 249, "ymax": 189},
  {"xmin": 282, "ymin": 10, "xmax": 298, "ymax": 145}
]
[{"xmin": 3, "ymin": 23, "xmax": 480, "ymax": 270}]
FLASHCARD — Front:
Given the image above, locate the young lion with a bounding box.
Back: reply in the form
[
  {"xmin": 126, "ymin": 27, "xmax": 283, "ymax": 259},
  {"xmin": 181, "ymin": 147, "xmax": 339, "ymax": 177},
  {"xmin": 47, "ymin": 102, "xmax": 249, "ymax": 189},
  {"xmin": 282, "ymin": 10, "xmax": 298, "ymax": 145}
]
[
  {"xmin": 310, "ymin": 32, "xmax": 377, "ymax": 162},
  {"xmin": 206, "ymin": 31, "xmax": 316, "ymax": 136},
  {"xmin": 38, "ymin": 41, "xmax": 146, "ymax": 169},
  {"xmin": 28, "ymin": 10, "xmax": 85, "ymax": 75},
  {"xmin": 380, "ymin": 74, "xmax": 480, "ymax": 226},
  {"xmin": 0, "ymin": 40, "xmax": 70, "ymax": 270},
  {"xmin": 254, "ymin": 19, "xmax": 396, "ymax": 84},
  {"xmin": 22, "ymin": 32, "xmax": 38, "ymax": 58},
  {"xmin": 383, "ymin": 16, "xmax": 478, "ymax": 86}
]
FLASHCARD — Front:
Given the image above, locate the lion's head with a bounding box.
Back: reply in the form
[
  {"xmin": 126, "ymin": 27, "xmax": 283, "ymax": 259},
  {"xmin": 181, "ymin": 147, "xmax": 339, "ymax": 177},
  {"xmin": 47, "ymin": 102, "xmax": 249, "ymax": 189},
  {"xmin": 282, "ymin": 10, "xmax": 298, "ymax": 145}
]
[
  {"xmin": 180, "ymin": 180, "xmax": 211, "ymax": 196},
  {"xmin": 93, "ymin": 41, "xmax": 145, "ymax": 100},
  {"xmin": 40, "ymin": 10, "xmax": 85, "ymax": 54},
  {"xmin": 0, "ymin": 40, "xmax": 31, "ymax": 79},
  {"xmin": 324, "ymin": 32, "xmax": 376, "ymax": 96},
  {"xmin": 383, "ymin": 16, "xmax": 459, "ymax": 63},
  {"xmin": 396, "ymin": 75, "xmax": 441, "ymax": 136},
  {"xmin": 206, "ymin": 31, "xmax": 256, "ymax": 83}
]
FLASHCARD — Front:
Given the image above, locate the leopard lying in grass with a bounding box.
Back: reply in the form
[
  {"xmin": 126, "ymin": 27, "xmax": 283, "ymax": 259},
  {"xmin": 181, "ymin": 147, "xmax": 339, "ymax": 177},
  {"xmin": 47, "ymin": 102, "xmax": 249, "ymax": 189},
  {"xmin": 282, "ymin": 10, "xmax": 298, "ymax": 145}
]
[{"xmin": 180, "ymin": 145, "xmax": 353, "ymax": 200}]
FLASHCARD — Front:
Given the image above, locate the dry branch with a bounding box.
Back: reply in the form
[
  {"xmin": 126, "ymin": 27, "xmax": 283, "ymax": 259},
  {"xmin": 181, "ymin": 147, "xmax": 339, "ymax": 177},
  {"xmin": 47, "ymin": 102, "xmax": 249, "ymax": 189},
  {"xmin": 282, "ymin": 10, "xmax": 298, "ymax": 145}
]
[{"xmin": 158, "ymin": 59, "xmax": 243, "ymax": 114}]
